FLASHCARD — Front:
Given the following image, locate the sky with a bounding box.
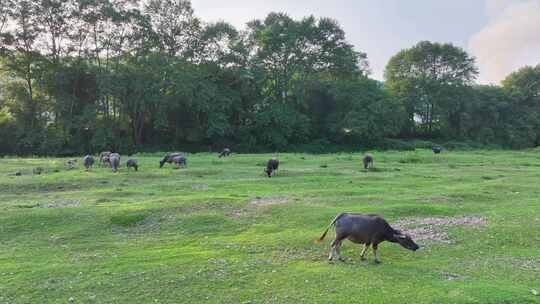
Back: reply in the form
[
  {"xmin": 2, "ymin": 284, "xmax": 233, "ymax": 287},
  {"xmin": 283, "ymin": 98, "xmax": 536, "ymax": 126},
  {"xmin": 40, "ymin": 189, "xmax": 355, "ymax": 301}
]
[{"xmin": 192, "ymin": 0, "xmax": 540, "ymax": 84}]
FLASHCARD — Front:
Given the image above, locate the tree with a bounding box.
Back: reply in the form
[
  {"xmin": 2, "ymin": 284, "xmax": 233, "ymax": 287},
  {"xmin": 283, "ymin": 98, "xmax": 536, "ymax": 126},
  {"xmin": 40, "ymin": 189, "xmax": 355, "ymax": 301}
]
[
  {"xmin": 246, "ymin": 13, "xmax": 366, "ymax": 104},
  {"xmin": 385, "ymin": 41, "xmax": 478, "ymax": 137},
  {"xmin": 316, "ymin": 76, "xmax": 405, "ymax": 146},
  {"xmin": 501, "ymin": 65, "xmax": 540, "ymax": 147},
  {"xmin": 144, "ymin": 0, "xmax": 200, "ymax": 58},
  {"xmin": 462, "ymin": 85, "xmax": 506, "ymax": 145}
]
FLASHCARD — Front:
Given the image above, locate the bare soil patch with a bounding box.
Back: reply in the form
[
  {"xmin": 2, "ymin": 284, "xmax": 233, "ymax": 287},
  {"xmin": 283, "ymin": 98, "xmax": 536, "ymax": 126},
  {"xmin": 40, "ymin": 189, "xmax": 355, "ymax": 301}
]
[
  {"xmin": 228, "ymin": 196, "xmax": 294, "ymax": 218},
  {"xmin": 394, "ymin": 216, "xmax": 486, "ymax": 243},
  {"xmin": 441, "ymin": 272, "xmax": 464, "ymax": 281},
  {"xmin": 250, "ymin": 196, "xmax": 292, "ymax": 206},
  {"xmin": 418, "ymin": 196, "xmax": 464, "ymax": 204},
  {"xmin": 40, "ymin": 199, "xmax": 81, "ymax": 208}
]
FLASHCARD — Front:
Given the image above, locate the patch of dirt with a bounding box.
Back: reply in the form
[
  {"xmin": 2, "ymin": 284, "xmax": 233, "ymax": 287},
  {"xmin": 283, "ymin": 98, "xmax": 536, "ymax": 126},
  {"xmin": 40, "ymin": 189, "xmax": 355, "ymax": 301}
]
[
  {"xmin": 397, "ymin": 216, "xmax": 487, "ymax": 227},
  {"xmin": 441, "ymin": 272, "xmax": 464, "ymax": 281},
  {"xmin": 394, "ymin": 216, "xmax": 486, "ymax": 243},
  {"xmin": 418, "ymin": 196, "xmax": 464, "ymax": 204},
  {"xmin": 492, "ymin": 256, "xmax": 540, "ymax": 271},
  {"xmin": 228, "ymin": 196, "xmax": 294, "ymax": 218},
  {"xmin": 40, "ymin": 199, "xmax": 81, "ymax": 208},
  {"xmin": 250, "ymin": 196, "xmax": 292, "ymax": 206},
  {"xmin": 400, "ymin": 227, "xmax": 452, "ymax": 243},
  {"xmin": 228, "ymin": 208, "xmax": 250, "ymax": 219}
]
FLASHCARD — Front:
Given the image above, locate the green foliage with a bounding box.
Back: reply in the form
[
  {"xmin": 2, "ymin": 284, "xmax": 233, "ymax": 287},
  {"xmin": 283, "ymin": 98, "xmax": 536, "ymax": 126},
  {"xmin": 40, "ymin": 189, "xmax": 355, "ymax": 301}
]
[
  {"xmin": 385, "ymin": 41, "xmax": 478, "ymax": 137},
  {"xmin": 0, "ymin": 1, "xmax": 539, "ymax": 155},
  {"xmin": 379, "ymin": 139, "xmax": 416, "ymax": 151},
  {"xmin": 500, "ymin": 65, "xmax": 540, "ymax": 148}
]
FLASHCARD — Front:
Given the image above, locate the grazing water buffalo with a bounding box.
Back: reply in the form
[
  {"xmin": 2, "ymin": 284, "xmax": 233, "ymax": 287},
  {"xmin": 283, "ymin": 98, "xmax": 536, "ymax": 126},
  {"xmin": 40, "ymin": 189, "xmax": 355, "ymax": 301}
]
[
  {"xmin": 432, "ymin": 146, "xmax": 442, "ymax": 154},
  {"xmin": 363, "ymin": 154, "xmax": 374, "ymax": 169},
  {"xmin": 172, "ymin": 155, "xmax": 187, "ymax": 168},
  {"xmin": 265, "ymin": 158, "xmax": 279, "ymax": 177},
  {"xmin": 218, "ymin": 148, "xmax": 231, "ymax": 158},
  {"xmin": 316, "ymin": 213, "xmax": 419, "ymax": 263},
  {"xmin": 66, "ymin": 159, "xmax": 77, "ymax": 170},
  {"xmin": 126, "ymin": 159, "xmax": 138, "ymax": 171},
  {"xmin": 33, "ymin": 167, "xmax": 43, "ymax": 175},
  {"xmin": 109, "ymin": 153, "xmax": 120, "ymax": 172},
  {"xmin": 159, "ymin": 153, "xmax": 183, "ymax": 168},
  {"xmin": 83, "ymin": 155, "xmax": 94, "ymax": 170},
  {"xmin": 100, "ymin": 151, "xmax": 112, "ymax": 167}
]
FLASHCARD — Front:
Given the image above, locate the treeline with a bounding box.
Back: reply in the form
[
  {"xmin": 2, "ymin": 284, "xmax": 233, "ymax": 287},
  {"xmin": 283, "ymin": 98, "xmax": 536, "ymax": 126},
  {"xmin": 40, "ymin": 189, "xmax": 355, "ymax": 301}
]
[{"xmin": 0, "ymin": 0, "xmax": 539, "ymax": 155}]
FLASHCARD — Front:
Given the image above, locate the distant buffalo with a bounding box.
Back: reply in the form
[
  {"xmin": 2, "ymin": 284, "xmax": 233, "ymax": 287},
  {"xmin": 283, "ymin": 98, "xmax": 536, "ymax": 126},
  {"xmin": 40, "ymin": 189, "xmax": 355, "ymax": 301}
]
[
  {"xmin": 218, "ymin": 148, "xmax": 231, "ymax": 158},
  {"xmin": 160, "ymin": 153, "xmax": 183, "ymax": 168},
  {"xmin": 126, "ymin": 159, "xmax": 138, "ymax": 171},
  {"xmin": 317, "ymin": 213, "xmax": 419, "ymax": 263},
  {"xmin": 83, "ymin": 155, "xmax": 94, "ymax": 170},
  {"xmin": 265, "ymin": 158, "xmax": 279, "ymax": 177},
  {"xmin": 432, "ymin": 146, "xmax": 442, "ymax": 154},
  {"xmin": 363, "ymin": 154, "xmax": 374, "ymax": 169},
  {"xmin": 33, "ymin": 167, "xmax": 43, "ymax": 175},
  {"xmin": 172, "ymin": 155, "xmax": 187, "ymax": 168},
  {"xmin": 66, "ymin": 159, "xmax": 77, "ymax": 170},
  {"xmin": 109, "ymin": 153, "xmax": 120, "ymax": 172},
  {"xmin": 100, "ymin": 151, "xmax": 112, "ymax": 167}
]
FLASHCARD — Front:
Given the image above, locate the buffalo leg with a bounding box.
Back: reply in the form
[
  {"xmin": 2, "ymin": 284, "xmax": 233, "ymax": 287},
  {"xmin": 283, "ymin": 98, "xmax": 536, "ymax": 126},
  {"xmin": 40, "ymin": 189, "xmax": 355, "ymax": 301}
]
[
  {"xmin": 328, "ymin": 242, "xmax": 339, "ymax": 261},
  {"xmin": 360, "ymin": 243, "xmax": 370, "ymax": 261},
  {"xmin": 372, "ymin": 243, "xmax": 381, "ymax": 264},
  {"xmin": 329, "ymin": 236, "xmax": 346, "ymax": 261}
]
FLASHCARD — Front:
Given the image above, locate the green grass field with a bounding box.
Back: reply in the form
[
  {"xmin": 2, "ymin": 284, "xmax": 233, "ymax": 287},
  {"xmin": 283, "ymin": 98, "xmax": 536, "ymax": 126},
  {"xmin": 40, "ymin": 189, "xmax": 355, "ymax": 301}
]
[{"xmin": 1, "ymin": 150, "xmax": 539, "ymax": 303}]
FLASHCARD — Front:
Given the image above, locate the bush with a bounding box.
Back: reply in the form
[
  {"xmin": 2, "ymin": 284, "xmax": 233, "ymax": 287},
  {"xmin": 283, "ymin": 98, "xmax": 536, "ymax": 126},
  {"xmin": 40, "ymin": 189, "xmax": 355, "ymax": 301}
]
[{"xmin": 379, "ymin": 138, "xmax": 416, "ymax": 151}]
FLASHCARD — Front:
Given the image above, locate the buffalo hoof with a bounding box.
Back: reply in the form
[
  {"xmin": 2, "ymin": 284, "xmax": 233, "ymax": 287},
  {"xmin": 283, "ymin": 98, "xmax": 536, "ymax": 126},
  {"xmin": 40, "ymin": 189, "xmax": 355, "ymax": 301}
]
[
  {"xmin": 360, "ymin": 257, "xmax": 367, "ymax": 262},
  {"xmin": 373, "ymin": 260, "xmax": 381, "ymax": 264}
]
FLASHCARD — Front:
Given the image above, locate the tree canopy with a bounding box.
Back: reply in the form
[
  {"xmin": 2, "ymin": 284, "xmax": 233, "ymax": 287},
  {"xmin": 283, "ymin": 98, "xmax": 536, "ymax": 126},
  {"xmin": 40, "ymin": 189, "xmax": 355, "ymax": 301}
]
[{"xmin": 0, "ymin": 1, "xmax": 539, "ymax": 155}]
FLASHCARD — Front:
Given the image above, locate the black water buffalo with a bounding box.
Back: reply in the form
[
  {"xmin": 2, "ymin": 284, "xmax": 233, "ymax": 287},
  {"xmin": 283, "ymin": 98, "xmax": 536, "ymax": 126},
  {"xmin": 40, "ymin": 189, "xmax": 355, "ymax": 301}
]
[
  {"xmin": 265, "ymin": 158, "xmax": 279, "ymax": 177},
  {"xmin": 33, "ymin": 167, "xmax": 43, "ymax": 175},
  {"xmin": 432, "ymin": 146, "xmax": 442, "ymax": 154},
  {"xmin": 126, "ymin": 159, "xmax": 138, "ymax": 171},
  {"xmin": 172, "ymin": 155, "xmax": 187, "ymax": 168},
  {"xmin": 100, "ymin": 151, "xmax": 112, "ymax": 167},
  {"xmin": 316, "ymin": 213, "xmax": 419, "ymax": 263},
  {"xmin": 109, "ymin": 153, "xmax": 120, "ymax": 172},
  {"xmin": 66, "ymin": 159, "xmax": 77, "ymax": 170},
  {"xmin": 83, "ymin": 155, "xmax": 94, "ymax": 170},
  {"xmin": 218, "ymin": 148, "xmax": 231, "ymax": 158},
  {"xmin": 363, "ymin": 154, "xmax": 374, "ymax": 169},
  {"xmin": 159, "ymin": 153, "xmax": 183, "ymax": 168}
]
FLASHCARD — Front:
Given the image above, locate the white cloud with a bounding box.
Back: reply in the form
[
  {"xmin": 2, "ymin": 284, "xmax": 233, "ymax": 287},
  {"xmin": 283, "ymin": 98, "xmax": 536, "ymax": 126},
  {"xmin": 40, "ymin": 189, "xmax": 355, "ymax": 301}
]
[{"xmin": 469, "ymin": 0, "xmax": 540, "ymax": 84}]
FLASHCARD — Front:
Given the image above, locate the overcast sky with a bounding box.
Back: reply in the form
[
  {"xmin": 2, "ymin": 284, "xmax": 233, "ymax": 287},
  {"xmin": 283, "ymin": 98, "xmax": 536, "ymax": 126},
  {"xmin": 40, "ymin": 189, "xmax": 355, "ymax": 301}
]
[{"xmin": 192, "ymin": 0, "xmax": 540, "ymax": 84}]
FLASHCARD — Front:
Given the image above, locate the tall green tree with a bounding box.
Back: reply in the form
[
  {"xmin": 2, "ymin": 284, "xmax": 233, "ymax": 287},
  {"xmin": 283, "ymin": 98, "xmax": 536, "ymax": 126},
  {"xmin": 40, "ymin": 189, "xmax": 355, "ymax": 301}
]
[
  {"xmin": 501, "ymin": 65, "xmax": 540, "ymax": 147},
  {"xmin": 385, "ymin": 41, "xmax": 478, "ymax": 137}
]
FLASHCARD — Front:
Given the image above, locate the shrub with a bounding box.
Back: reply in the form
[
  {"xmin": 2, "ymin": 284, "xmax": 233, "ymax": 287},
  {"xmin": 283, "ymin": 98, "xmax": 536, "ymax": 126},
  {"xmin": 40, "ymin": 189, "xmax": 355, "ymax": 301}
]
[{"xmin": 379, "ymin": 138, "xmax": 416, "ymax": 151}]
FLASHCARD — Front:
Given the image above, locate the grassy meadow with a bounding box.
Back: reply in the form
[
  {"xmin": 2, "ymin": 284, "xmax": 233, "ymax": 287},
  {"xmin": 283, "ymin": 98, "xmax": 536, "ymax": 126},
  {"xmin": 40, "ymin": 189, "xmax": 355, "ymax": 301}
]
[{"xmin": 0, "ymin": 150, "xmax": 539, "ymax": 303}]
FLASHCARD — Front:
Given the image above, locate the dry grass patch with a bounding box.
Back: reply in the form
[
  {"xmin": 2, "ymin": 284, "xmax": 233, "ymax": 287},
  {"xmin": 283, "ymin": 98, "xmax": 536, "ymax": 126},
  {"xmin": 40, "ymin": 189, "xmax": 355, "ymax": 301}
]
[
  {"xmin": 249, "ymin": 196, "xmax": 292, "ymax": 206},
  {"xmin": 394, "ymin": 216, "xmax": 487, "ymax": 243},
  {"xmin": 40, "ymin": 199, "xmax": 81, "ymax": 208}
]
